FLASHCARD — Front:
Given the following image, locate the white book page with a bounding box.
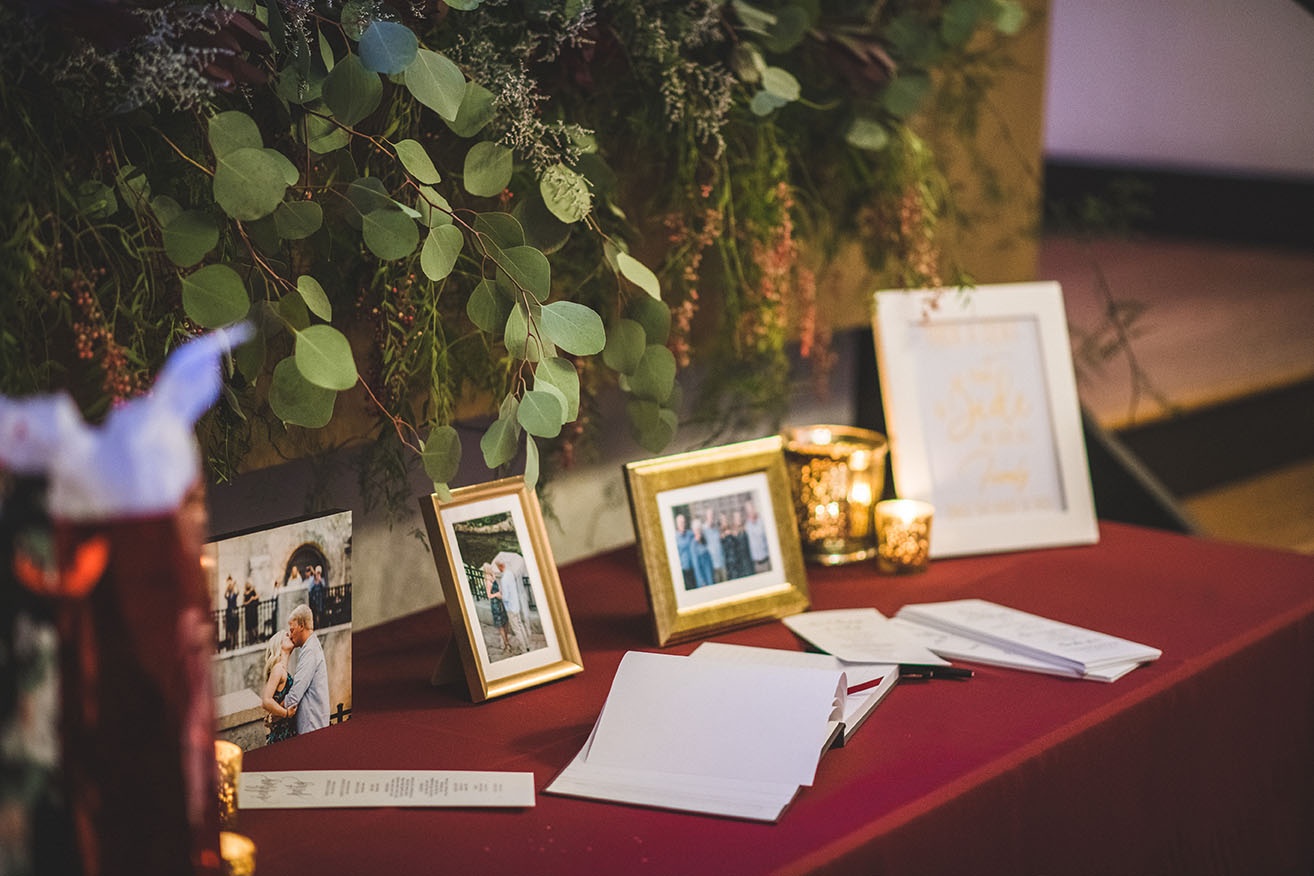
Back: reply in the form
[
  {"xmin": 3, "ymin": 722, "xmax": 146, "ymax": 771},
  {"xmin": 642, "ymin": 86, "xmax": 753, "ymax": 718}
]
[
  {"xmin": 547, "ymin": 740, "xmax": 799, "ymax": 822},
  {"xmin": 587, "ymin": 651, "xmax": 842, "ymax": 787},
  {"xmin": 896, "ymin": 599, "xmax": 1161, "ymax": 671},
  {"xmin": 783, "ymin": 608, "xmax": 949, "ymax": 665}
]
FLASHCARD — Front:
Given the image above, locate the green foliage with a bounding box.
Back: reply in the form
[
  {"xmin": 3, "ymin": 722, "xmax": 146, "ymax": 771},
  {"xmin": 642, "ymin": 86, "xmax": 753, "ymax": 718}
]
[{"xmin": 0, "ymin": 0, "xmax": 1023, "ymax": 494}]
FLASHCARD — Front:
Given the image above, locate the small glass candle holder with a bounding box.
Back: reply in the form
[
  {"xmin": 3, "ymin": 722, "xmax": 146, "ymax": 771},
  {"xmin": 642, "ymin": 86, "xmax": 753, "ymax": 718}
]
[
  {"xmin": 215, "ymin": 740, "xmax": 242, "ymax": 829},
  {"xmin": 875, "ymin": 499, "xmax": 934, "ymax": 574},
  {"xmin": 219, "ymin": 831, "xmax": 256, "ymax": 876},
  {"xmin": 783, "ymin": 425, "xmax": 888, "ymax": 565}
]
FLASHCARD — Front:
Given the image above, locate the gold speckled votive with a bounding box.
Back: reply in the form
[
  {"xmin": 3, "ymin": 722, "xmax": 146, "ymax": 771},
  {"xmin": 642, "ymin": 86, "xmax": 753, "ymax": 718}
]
[{"xmin": 875, "ymin": 499, "xmax": 934, "ymax": 574}]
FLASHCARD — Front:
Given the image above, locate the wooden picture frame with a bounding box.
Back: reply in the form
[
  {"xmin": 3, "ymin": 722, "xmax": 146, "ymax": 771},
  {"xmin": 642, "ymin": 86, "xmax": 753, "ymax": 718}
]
[
  {"xmin": 419, "ymin": 477, "xmax": 582, "ymax": 702},
  {"xmin": 624, "ymin": 436, "xmax": 810, "ymax": 646},
  {"xmin": 872, "ymin": 281, "xmax": 1099, "ymax": 557}
]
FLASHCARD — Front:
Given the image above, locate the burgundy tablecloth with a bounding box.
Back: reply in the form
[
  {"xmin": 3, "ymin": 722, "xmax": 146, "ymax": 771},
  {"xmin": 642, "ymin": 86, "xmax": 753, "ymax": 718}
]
[{"xmin": 239, "ymin": 523, "xmax": 1314, "ymax": 875}]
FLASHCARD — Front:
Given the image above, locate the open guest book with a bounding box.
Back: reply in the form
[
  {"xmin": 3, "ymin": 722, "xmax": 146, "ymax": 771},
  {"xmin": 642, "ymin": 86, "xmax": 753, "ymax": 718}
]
[
  {"xmin": 893, "ymin": 599, "xmax": 1161, "ymax": 681},
  {"xmin": 545, "ymin": 650, "xmax": 852, "ymax": 822}
]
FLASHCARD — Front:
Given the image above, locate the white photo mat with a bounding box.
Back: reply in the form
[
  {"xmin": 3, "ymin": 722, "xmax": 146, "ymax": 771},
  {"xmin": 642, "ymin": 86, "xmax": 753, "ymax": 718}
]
[{"xmin": 872, "ymin": 282, "xmax": 1098, "ymax": 557}]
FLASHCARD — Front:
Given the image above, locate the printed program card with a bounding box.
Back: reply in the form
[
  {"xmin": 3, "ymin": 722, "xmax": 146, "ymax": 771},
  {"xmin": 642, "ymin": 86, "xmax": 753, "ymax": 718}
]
[{"xmin": 239, "ymin": 770, "xmax": 535, "ymax": 809}]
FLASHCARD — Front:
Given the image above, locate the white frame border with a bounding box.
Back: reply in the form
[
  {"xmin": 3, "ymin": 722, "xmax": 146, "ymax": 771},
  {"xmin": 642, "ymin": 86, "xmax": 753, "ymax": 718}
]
[{"xmin": 872, "ymin": 281, "xmax": 1099, "ymax": 557}]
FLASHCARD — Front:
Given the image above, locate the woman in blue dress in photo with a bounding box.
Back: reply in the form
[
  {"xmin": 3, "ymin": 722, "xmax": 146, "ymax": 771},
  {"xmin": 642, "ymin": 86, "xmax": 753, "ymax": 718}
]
[{"xmin": 261, "ymin": 630, "xmax": 298, "ymax": 745}]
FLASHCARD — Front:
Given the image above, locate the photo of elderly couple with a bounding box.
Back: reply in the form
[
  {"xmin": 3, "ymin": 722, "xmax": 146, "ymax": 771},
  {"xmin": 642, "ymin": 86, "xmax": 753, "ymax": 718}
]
[
  {"xmin": 670, "ymin": 492, "xmax": 773, "ymax": 591},
  {"xmin": 452, "ymin": 511, "xmax": 548, "ymax": 663}
]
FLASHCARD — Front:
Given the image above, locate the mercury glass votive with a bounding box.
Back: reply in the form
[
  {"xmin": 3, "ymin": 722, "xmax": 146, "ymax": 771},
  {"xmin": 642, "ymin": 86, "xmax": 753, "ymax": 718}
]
[
  {"xmin": 783, "ymin": 425, "xmax": 889, "ymax": 565},
  {"xmin": 875, "ymin": 499, "xmax": 934, "ymax": 574},
  {"xmin": 215, "ymin": 740, "xmax": 242, "ymax": 829},
  {"xmin": 219, "ymin": 831, "xmax": 256, "ymax": 876}
]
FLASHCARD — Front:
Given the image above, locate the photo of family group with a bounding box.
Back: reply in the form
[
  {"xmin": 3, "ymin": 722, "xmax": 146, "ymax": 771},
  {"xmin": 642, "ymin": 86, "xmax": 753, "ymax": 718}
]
[
  {"xmin": 669, "ymin": 494, "xmax": 773, "ymax": 590},
  {"xmin": 452, "ymin": 511, "xmax": 547, "ymax": 663},
  {"xmin": 206, "ymin": 511, "xmax": 353, "ymax": 752}
]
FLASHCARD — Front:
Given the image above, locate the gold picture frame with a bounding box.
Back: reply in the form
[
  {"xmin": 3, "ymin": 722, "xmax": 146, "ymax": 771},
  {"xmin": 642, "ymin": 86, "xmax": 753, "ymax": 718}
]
[
  {"xmin": 624, "ymin": 436, "xmax": 810, "ymax": 646},
  {"xmin": 419, "ymin": 477, "xmax": 583, "ymax": 702}
]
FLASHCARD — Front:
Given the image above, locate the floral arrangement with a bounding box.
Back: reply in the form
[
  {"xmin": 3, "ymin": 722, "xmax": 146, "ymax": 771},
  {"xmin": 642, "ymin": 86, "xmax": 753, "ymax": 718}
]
[{"xmin": 0, "ymin": 0, "xmax": 1024, "ymax": 497}]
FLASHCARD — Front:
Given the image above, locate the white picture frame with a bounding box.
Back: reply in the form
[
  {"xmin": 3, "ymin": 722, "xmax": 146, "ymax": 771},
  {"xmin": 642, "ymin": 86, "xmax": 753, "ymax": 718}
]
[{"xmin": 872, "ymin": 282, "xmax": 1099, "ymax": 557}]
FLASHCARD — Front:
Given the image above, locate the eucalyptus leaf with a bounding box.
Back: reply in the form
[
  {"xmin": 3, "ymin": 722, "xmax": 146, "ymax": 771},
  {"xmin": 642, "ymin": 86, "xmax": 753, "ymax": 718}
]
[
  {"xmin": 539, "ymin": 300, "xmax": 605, "ymax": 356},
  {"xmin": 732, "ymin": 0, "xmax": 777, "ymax": 33},
  {"xmin": 882, "ymin": 73, "xmax": 931, "ymax": 119},
  {"xmin": 761, "ymin": 66, "xmax": 801, "ymax": 101},
  {"xmin": 294, "ymin": 324, "xmax": 358, "ymax": 390},
  {"xmin": 275, "ymin": 65, "xmax": 323, "ymax": 104},
  {"xmin": 181, "ymin": 264, "xmax": 249, "ymax": 328},
  {"xmin": 532, "ymin": 379, "xmax": 569, "ymax": 424},
  {"xmin": 415, "ymin": 186, "xmax": 453, "ymax": 227},
  {"xmin": 994, "ymin": 0, "xmax": 1027, "ymax": 35},
  {"xmin": 433, "ymin": 482, "xmax": 453, "ymax": 502},
  {"xmin": 361, "ymin": 208, "xmax": 420, "ymax": 260},
  {"xmin": 480, "ymin": 395, "xmax": 521, "ymax": 469},
  {"xmin": 347, "ymin": 176, "xmax": 392, "ymax": 215},
  {"xmin": 523, "ymin": 435, "xmax": 539, "ymax": 490},
  {"xmin": 233, "ymin": 329, "xmax": 265, "ymax": 382},
  {"xmin": 444, "ymin": 81, "xmax": 496, "ymax": 138},
  {"xmin": 750, "ymin": 90, "xmax": 789, "ymax": 116},
  {"xmin": 473, "ymin": 212, "xmax": 525, "ymax": 247},
  {"xmin": 296, "ymin": 275, "xmax": 332, "ymax": 321},
  {"xmin": 405, "ymin": 49, "xmax": 467, "ymax": 121},
  {"xmin": 163, "ymin": 210, "xmax": 219, "ymax": 267},
  {"xmin": 358, "ymin": 21, "xmax": 418, "ymax": 75},
  {"xmin": 208, "ymin": 111, "xmax": 263, "ymax": 158},
  {"xmin": 213, "ymin": 147, "xmax": 289, "ymax": 220},
  {"xmin": 616, "ymin": 252, "xmax": 661, "ymax": 299},
  {"xmin": 305, "ymin": 113, "xmax": 350, "ymax": 153},
  {"xmin": 627, "ymin": 399, "xmax": 678, "ymax": 453},
  {"xmin": 627, "ymin": 294, "xmax": 671, "ymax": 344},
  {"xmin": 421, "ymin": 424, "xmax": 462, "ymax": 484},
  {"xmin": 942, "ymin": 0, "xmax": 983, "ymax": 46},
  {"xmin": 445, "ymin": 0, "xmax": 482, "ymax": 9},
  {"xmin": 270, "ymin": 149, "xmax": 300, "ymax": 186},
  {"xmin": 845, "ymin": 117, "xmax": 890, "ymax": 151},
  {"xmin": 274, "ymin": 200, "xmax": 323, "ymax": 239},
  {"xmin": 538, "ymin": 163, "xmax": 591, "ymax": 224},
  {"xmin": 466, "ymin": 278, "xmax": 507, "ymax": 333},
  {"xmin": 764, "ymin": 5, "xmax": 809, "ymax": 52},
  {"xmin": 339, "ymin": 0, "xmax": 371, "ymax": 40},
  {"xmin": 517, "ymin": 389, "xmax": 564, "ymax": 438},
  {"xmin": 420, "ymin": 225, "xmax": 463, "ymax": 281},
  {"xmin": 602, "ymin": 318, "xmax": 646, "ymax": 375},
  {"xmin": 628, "ymin": 344, "xmax": 677, "ymax": 403},
  {"xmin": 513, "ymin": 193, "xmax": 571, "ymax": 254},
  {"xmin": 497, "ymin": 245, "xmax": 550, "ymax": 302},
  {"xmin": 150, "ymin": 194, "xmax": 183, "ymax": 227},
  {"xmin": 116, "ymin": 164, "xmax": 151, "ymax": 207},
  {"xmin": 319, "ymin": 30, "xmax": 337, "ymax": 71},
  {"xmin": 278, "ymin": 289, "xmax": 311, "ymax": 331},
  {"xmin": 76, "ymin": 181, "xmax": 117, "ymax": 219},
  {"xmin": 535, "ymin": 357, "xmax": 579, "ymax": 420},
  {"xmin": 395, "ymin": 139, "xmax": 441, "ymax": 184},
  {"xmin": 504, "ymin": 301, "xmax": 532, "ymax": 360},
  {"xmin": 463, "ymin": 141, "xmax": 513, "ymax": 197},
  {"xmin": 269, "ymin": 356, "xmax": 336, "ymax": 428},
  {"xmin": 322, "ymin": 53, "xmax": 381, "ymax": 126}
]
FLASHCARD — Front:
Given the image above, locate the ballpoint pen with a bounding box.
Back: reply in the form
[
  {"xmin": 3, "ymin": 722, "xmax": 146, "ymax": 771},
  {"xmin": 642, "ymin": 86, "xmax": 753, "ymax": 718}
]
[{"xmin": 898, "ymin": 664, "xmax": 974, "ymax": 681}]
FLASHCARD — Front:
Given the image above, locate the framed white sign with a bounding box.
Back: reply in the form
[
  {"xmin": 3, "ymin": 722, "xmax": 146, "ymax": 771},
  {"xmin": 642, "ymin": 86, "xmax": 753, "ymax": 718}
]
[{"xmin": 872, "ymin": 282, "xmax": 1098, "ymax": 557}]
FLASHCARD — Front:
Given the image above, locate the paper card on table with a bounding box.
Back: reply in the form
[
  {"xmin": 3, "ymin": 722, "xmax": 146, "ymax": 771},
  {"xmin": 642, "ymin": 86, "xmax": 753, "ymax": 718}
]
[
  {"xmin": 238, "ymin": 770, "xmax": 534, "ymax": 809},
  {"xmin": 889, "ymin": 617, "xmax": 1143, "ymax": 682},
  {"xmin": 689, "ymin": 642, "xmax": 899, "ymax": 743},
  {"xmin": 587, "ymin": 651, "xmax": 843, "ymax": 788},
  {"xmin": 783, "ymin": 608, "xmax": 949, "ymax": 666},
  {"xmin": 895, "ymin": 599, "xmax": 1161, "ymax": 672}
]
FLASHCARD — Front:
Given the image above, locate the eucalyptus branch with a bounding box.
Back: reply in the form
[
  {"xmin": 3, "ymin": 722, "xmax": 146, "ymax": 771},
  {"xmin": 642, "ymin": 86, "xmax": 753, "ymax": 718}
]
[{"xmin": 152, "ymin": 128, "xmax": 213, "ymax": 177}]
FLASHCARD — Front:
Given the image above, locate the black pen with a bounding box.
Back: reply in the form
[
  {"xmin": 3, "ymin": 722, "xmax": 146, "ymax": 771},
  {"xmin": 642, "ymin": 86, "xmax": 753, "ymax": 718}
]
[{"xmin": 898, "ymin": 664, "xmax": 974, "ymax": 681}]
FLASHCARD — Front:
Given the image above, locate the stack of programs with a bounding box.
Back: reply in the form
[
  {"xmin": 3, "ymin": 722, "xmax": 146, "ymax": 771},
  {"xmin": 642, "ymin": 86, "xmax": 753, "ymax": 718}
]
[
  {"xmin": 893, "ymin": 599, "xmax": 1161, "ymax": 682},
  {"xmin": 545, "ymin": 650, "xmax": 847, "ymax": 822}
]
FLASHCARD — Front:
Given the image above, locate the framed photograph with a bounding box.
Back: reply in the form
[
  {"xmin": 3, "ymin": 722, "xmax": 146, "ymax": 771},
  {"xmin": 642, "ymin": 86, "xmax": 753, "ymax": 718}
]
[
  {"xmin": 624, "ymin": 436, "xmax": 810, "ymax": 646},
  {"xmin": 419, "ymin": 477, "xmax": 582, "ymax": 702},
  {"xmin": 872, "ymin": 281, "xmax": 1099, "ymax": 557},
  {"xmin": 205, "ymin": 510, "xmax": 353, "ymax": 751}
]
